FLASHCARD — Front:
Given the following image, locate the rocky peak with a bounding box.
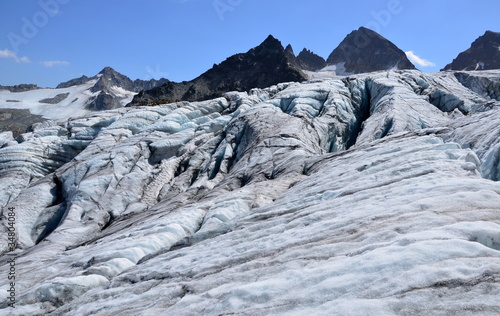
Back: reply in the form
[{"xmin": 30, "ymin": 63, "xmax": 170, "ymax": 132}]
[
  {"xmin": 254, "ymin": 35, "xmax": 284, "ymax": 54},
  {"xmin": 285, "ymin": 44, "xmax": 295, "ymax": 56},
  {"xmin": 128, "ymin": 35, "xmax": 307, "ymax": 106},
  {"xmin": 297, "ymin": 48, "xmax": 327, "ymax": 71},
  {"xmin": 283, "ymin": 45, "xmax": 327, "ymax": 72},
  {"xmin": 91, "ymin": 67, "xmax": 135, "ymax": 93},
  {"xmin": 442, "ymin": 30, "xmax": 500, "ymax": 71},
  {"xmin": 326, "ymin": 26, "xmax": 416, "ymax": 74},
  {"xmin": 98, "ymin": 66, "xmax": 119, "ymax": 76}
]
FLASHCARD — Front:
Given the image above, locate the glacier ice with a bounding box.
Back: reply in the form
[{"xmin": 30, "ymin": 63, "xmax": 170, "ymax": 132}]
[{"xmin": 1, "ymin": 70, "xmax": 500, "ymax": 315}]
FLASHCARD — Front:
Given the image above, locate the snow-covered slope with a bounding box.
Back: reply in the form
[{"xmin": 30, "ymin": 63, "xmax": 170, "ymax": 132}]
[
  {"xmin": 0, "ymin": 78, "xmax": 137, "ymax": 121},
  {"xmin": 0, "ymin": 70, "xmax": 500, "ymax": 315}
]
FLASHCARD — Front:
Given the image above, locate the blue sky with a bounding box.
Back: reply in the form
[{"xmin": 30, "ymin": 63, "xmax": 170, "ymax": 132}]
[{"xmin": 1, "ymin": 0, "xmax": 499, "ymax": 87}]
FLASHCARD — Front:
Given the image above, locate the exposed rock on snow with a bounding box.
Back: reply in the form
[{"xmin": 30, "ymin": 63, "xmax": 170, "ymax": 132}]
[{"xmin": 1, "ymin": 70, "xmax": 500, "ymax": 315}]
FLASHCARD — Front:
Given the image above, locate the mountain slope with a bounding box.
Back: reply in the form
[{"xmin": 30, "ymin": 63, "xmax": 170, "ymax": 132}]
[
  {"xmin": 443, "ymin": 30, "xmax": 500, "ymax": 71},
  {"xmin": 0, "ymin": 67, "xmax": 169, "ymax": 136},
  {"xmin": 0, "ymin": 69, "xmax": 499, "ymax": 315},
  {"xmin": 128, "ymin": 35, "xmax": 307, "ymax": 106},
  {"xmin": 326, "ymin": 26, "xmax": 416, "ymax": 74}
]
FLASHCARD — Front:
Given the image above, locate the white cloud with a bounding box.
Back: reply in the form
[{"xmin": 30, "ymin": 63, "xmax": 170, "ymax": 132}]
[
  {"xmin": 42, "ymin": 60, "xmax": 70, "ymax": 67},
  {"xmin": 0, "ymin": 49, "xmax": 31, "ymax": 63},
  {"xmin": 405, "ymin": 51, "xmax": 436, "ymax": 67}
]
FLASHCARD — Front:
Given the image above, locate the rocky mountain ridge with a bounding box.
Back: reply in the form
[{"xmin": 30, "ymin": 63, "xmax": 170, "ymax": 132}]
[
  {"xmin": 128, "ymin": 35, "xmax": 309, "ymax": 106},
  {"xmin": 443, "ymin": 30, "xmax": 500, "ymax": 71},
  {"xmin": 57, "ymin": 66, "xmax": 170, "ymax": 93},
  {"xmin": 129, "ymin": 27, "xmax": 420, "ymax": 106},
  {"xmin": 0, "ymin": 84, "xmax": 41, "ymax": 93},
  {"xmin": 326, "ymin": 26, "xmax": 416, "ymax": 74}
]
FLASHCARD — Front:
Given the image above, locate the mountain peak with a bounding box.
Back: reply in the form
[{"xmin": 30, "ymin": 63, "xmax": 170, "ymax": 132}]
[
  {"xmin": 296, "ymin": 48, "xmax": 327, "ymax": 71},
  {"xmin": 253, "ymin": 34, "xmax": 284, "ymax": 53},
  {"xmin": 91, "ymin": 67, "xmax": 132, "ymax": 93},
  {"xmin": 326, "ymin": 27, "xmax": 416, "ymax": 74},
  {"xmin": 263, "ymin": 34, "xmax": 280, "ymax": 44},
  {"xmin": 485, "ymin": 30, "xmax": 500, "ymax": 36},
  {"xmin": 443, "ymin": 30, "xmax": 500, "ymax": 71},
  {"xmin": 129, "ymin": 35, "xmax": 306, "ymax": 106},
  {"xmin": 98, "ymin": 66, "xmax": 121, "ymax": 77}
]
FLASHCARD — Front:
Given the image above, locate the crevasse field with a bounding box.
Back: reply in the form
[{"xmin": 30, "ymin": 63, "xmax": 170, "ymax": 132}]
[{"xmin": 1, "ymin": 70, "xmax": 500, "ymax": 315}]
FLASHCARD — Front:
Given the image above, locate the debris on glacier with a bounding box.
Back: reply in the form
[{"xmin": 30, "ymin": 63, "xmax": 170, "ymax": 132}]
[{"xmin": 0, "ymin": 70, "xmax": 500, "ymax": 315}]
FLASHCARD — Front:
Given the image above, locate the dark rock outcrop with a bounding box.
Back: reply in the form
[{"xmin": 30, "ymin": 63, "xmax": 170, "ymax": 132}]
[
  {"xmin": 40, "ymin": 93, "xmax": 70, "ymax": 104},
  {"xmin": 128, "ymin": 35, "xmax": 307, "ymax": 106},
  {"xmin": 86, "ymin": 91, "xmax": 122, "ymax": 111},
  {"xmin": 442, "ymin": 31, "xmax": 500, "ymax": 71},
  {"xmin": 0, "ymin": 84, "xmax": 40, "ymax": 92},
  {"xmin": 0, "ymin": 109, "xmax": 46, "ymax": 138},
  {"xmin": 56, "ymin": 76, "xmax": 91, "ymax": 89},
  {"xmin": 297, "ymin": 48, "xmax": 327, "ymax": 71},
  {"xmin": 285, "ymin": 45, "xmax": 327, "ymax": 71},
  {"xmin": 326, "ymin": 26, "xmax": 416, "ymax": 73}
]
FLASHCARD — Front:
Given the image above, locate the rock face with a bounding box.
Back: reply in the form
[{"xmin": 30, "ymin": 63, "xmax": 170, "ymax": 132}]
[
  {"xmin": 297, "ymin": 48, "xmax": 327, "ymax": 71},
  {"xmin": 128, "ymin": 35, "xmax": 307, "ymax": 106},
  {"xmin": 286, "ymin": 45, "xmax": 327, "ymax": 71},
  {"xmin": 326, "ymin": 26, "xmax": 416, "ymax": 74},
  {"xmin": 0, "ymin": 69, "xmax": 500, "ymax": 315},
  {"xmin": 443, "ymin": 30, "xmax": 500, "ymax": 71}
]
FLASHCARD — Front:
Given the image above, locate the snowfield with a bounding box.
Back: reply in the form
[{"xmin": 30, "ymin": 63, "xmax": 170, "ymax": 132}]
[
  {"xmin": 0, "ymin": 70, "xmax": 500, "ymax": 315},
  {"xmin": 0, "ymin": 79, "xmax": 137, "ymax": 120}
]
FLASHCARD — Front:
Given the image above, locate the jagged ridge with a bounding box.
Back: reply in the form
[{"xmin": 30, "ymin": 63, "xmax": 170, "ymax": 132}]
[{"xmin": 128, "ymin": 35, "xmax": 308, "ymax": 106}]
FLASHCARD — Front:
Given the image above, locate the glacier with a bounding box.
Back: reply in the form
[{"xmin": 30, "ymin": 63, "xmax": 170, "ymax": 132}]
[{"xmin": 0, "ymin": 69, "xmax": 500, "ymax": 315}]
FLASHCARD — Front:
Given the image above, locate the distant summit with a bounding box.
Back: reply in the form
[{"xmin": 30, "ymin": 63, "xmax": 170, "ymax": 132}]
[
  {"xmin": 57, "ymin": 67, "xmax": 169, "ymax": 94},
  {"xmin": 0, "ymin": 67, "xmax": 170, "ymax": 135},
  {"xmin": 442, "ymin": 30, "xmax": 500, "ymax": 71},
  {"xmin": 326, "ymin": 27, "xmax": 416, "ymax": 74},
  {"xmin": 129, "ymin": 35, "xmax": 308, "ymax": 106},
  {"xmin": 55, "ymin": 67, "xmax": 170, "ymax": 110}
]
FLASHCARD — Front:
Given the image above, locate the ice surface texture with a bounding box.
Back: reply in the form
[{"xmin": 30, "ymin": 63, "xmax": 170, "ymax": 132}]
[{"xmin": 1, "ymin": 70, "xmax": 500, "ymax": 315}]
